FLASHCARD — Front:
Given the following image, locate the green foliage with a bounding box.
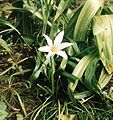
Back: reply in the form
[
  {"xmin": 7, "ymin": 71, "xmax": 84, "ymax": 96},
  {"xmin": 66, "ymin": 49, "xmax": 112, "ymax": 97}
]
[
  {"xmin": 16, "ymin": 114, "xmax": 24, "ymax": 120},
  {"xmin": 0, "ymin": 0, "xmax": 113, "ymax": 119}
]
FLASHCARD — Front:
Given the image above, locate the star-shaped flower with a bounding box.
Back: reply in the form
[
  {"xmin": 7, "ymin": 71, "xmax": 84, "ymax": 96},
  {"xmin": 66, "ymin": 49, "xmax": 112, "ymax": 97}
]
[{"xmin": 38, "ymin": 31, "xmax": 72, "ymax": 60}]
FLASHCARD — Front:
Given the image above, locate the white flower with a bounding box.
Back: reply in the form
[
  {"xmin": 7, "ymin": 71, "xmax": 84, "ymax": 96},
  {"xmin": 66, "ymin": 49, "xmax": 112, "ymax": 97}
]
[
  {"xmin": 111, "ymin": 86, "xmax": 113, "ymax": 91},
  {"xmin": 38, "ymin": 31, "xmax": 72, "ymax": 60}
]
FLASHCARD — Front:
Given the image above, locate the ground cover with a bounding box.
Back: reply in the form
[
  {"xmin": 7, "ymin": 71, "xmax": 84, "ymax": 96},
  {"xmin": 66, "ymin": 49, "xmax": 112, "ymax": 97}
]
[{"xmin": 0, "ymin": 0, "xmax": 113, "ymax": 120}]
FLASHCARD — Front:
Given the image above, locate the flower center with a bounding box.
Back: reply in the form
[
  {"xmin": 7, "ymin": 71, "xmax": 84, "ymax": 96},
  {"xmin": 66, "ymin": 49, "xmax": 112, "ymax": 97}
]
[{"xmin": 50, "ymin": 45, "xmax": 58, "ymax": 52}]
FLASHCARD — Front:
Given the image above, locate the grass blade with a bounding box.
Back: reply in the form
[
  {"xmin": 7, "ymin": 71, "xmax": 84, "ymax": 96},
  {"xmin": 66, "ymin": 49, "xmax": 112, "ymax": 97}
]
[
  {"xmin": 0, "ymin": 38, "xmax": 12, "ymax": 55},
  {"xmin": 13, "ymin": 90, "xmax": 27, "ymax": 117},
  {"xmin": 0, "ymin": 18, "xmax": 21, "ymax": 35}
]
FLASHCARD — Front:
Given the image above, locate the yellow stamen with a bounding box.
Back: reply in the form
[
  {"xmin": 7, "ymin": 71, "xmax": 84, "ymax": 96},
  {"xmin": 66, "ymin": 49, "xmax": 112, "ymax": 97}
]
[{"xmin": 51, "ymin": 45, "xmax": 58, "ymax": 52}]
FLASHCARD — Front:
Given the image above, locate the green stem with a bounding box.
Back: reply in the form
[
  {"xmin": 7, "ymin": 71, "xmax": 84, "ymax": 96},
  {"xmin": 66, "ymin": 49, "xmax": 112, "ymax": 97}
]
[
  {"xmin": 30, "ymin": 58, "xmax": 50, "ymax": 86},
  {"xmin": 51, "ymin": 57, "xmax": 55, "ymax": 95}
]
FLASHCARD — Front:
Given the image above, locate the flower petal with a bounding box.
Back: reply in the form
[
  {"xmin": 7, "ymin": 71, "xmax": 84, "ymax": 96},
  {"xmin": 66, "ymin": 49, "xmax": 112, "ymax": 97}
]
[
  {"xmin": 59, "ymin": 42, "xmax": 73, "ymax": 50},
  {"xmin": 43, "ymin": 34, "xmax": 53, "ymax": 46},
  {"xmin": 46, "ymin": 52, "xmax": 54, "ymax": 58},
  {"xmin": 56, "ymin": 51, "xmax": 68, "ymax": 60},
  {"xmin": 54, "ymin": 31, "xmax": 64, "ymax": 45},
  {"xmin": 38, "ymin": 46, "xmax": 50, "ymax": 52}
]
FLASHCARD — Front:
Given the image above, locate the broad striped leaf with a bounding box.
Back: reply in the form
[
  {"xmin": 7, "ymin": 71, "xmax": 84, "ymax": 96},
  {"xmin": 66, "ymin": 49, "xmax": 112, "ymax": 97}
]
[
  {"xmin": 69, "ymin": 49, "xmax": 98, "ymax": 91},
  {"xmin": 93, "ymin": 15, "xmax": 113, "ymax": 74},
  {"xmin": 98, "ymin": 68, "xmax": 112, "ymax": 89},
  {"xmin": 73, "ymin": 0, "xmax": 105, "ymax": 41}
]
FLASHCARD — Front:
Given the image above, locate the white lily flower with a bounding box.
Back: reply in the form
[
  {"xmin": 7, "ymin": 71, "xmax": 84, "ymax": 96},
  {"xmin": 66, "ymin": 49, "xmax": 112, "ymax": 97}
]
[{"xmin": 38, "ymin": 31, "xmax": 73, "ymax": 60}]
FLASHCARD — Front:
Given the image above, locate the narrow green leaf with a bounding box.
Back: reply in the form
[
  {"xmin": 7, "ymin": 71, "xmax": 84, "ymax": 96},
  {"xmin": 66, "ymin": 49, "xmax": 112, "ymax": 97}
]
[
  {"xmin": 0, "ymin": 18, "xmax": 21, "ymax": 35},
  {"xmin": 74, "ymin": 91, "xmax": 92, "ymax": 99},
  {"xmin": 68, "ymin": 87, "xmax": 76, "ymax": 105},
  {"xmin": 58, "ymin": 58, "xmax": 67, "ymax": 71},
  {"xmin": 23, "ymin": 2, "xmax": 52, "ymax": 27},
  {"xmin": 106, "ymin": 2, "xmax": 113, "ymax": 13},
  {"xmin": 61, "ymin": 71, "xmax": 79, "ymax": 83},
  {"xmin": 84, "ymin": 56, "xmax": 99, "ymax": 91},
  {"xmin": 29, "ymin": 58, "xmax": 50, "ymax": 86},
  {"xmin": 54, "ymin": 0, "xmax": 70, "ymax": 21},
  {"xmin": 65, "ymin": 4, "xmax": 83, "ymax": 37}
]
